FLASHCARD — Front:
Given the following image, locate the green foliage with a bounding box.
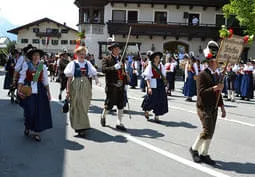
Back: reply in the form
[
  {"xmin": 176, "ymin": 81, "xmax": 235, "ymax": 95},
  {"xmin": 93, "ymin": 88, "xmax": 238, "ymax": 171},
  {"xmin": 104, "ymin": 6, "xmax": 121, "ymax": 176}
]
[
  {"xmin": 223, "ymin": 0, "xmax": 255, "ymax": 35},
  {"xmin": 77, "ymin": 31, "xmax": 85, "ymax": 39},
  {"xmin": 6, "ymin": 41, "xmax": 16, "ymax": 53}
]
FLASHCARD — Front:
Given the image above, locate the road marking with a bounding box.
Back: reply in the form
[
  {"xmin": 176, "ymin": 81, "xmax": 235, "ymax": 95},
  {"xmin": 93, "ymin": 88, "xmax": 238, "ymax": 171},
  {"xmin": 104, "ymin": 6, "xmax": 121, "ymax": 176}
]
[
  {"xmin": 128, "ymin": 95, "xmax": 255, "ymax": 128},
  {"xmin": 52, "ymin": 93, "xmax": 232, "ymax": 177},
  {"xmin": 124, "ymin": 134, "xmax": 231, "ymax": 177}
]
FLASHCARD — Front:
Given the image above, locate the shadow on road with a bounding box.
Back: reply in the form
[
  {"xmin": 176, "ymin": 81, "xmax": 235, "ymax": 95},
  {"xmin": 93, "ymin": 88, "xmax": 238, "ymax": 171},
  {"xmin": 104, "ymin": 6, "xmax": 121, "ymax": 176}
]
[
  {"xmin": 215, "ymin": 160, "xmax": 255, "ymax": 174},
  {"xmin": 148, "ymin": 119, "xmax": 197, "ymax": 129},
  {"xmin": 126, "ymin": 128, "xmax": 165, "ymax": 139},
  {"xmin": 76, "ymin": 128, "xmax": 127, "ymax": 143},
  {"xmin": 0, "ymin": 99, "xmax": 84, "ymax": 177}
]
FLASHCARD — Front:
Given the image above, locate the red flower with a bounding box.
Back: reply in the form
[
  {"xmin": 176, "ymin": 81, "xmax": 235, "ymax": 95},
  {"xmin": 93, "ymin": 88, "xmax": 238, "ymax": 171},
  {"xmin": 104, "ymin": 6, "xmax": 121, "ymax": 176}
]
[
  {"xmin": 207, "ymin": 52, "xmax": 213, "ymax": 59},
  {"xmin": 228, "ymin": 29, "xmax": 233, "ymax": 38},
  {"xmin": 243, "ymin": 35, "xmax": 249, "ymax": 43}
]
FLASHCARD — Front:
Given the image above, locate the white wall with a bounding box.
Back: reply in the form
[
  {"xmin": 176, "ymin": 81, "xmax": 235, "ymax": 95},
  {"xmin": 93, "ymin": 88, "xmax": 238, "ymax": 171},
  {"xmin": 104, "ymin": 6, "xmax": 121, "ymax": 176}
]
[{"xmin": 16, "ymin": 21, "xmax": 78, "ymax": 53}]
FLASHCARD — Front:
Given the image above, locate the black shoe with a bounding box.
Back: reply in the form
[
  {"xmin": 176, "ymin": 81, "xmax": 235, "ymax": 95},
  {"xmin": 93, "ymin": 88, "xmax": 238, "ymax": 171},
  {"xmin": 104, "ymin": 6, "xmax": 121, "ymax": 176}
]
[
  {"xmin": 116, "ymin": 124, "xmax": 127, "ymax": 131},
  {"xmin": 223, "ymin": 95, "xmax": 228, "ymax": 98},
  {"xmin": 100, "ymin": 118, "xmax": 106, "ymax": 127},
  {"xmin": 189, "ymin": 147, "xmax": 201, "ymax": 163},
  {"xmin": 185, "ymin": 98, "xmax": 192, "ymax": 102},
  {"xmin": 241, "ymin": 97, "xmax": 245, "ymax": 100},
  {"xmin": 200, "ymin": 155, "xmax": 216, "ymax": 165}
]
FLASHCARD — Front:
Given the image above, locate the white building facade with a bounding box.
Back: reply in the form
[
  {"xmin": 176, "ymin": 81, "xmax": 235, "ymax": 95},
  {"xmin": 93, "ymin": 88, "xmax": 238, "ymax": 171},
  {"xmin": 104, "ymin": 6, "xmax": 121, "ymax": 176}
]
[
  {"xmin": 75, "ymin": 0, "xmax": 255, "ymax": 66},
  {"xmin": 8, "ymin": 18, "xmax": 79, "ymax": 54}
]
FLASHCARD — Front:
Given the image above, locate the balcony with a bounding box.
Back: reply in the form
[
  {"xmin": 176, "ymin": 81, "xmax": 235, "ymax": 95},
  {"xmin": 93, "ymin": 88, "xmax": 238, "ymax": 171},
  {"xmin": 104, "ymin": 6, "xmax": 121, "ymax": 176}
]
[
  {"xmin": 107, "ymin": 20, "xmax": 244, "ymax": 40},
  {"xmin": 36, "ymin": 32, "xmax": 62, "ymax": 38}
]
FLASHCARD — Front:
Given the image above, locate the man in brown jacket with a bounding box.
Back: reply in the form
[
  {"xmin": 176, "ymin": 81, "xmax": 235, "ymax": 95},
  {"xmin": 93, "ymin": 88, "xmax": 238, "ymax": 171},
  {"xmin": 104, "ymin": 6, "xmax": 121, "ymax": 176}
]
[
  {"xmin": 190, "ymin": 41, "xmax": 226, "ymax": 165},
  {"xmin": 100, "ymin": 42, "xmax": 128, "ymax": 131}
]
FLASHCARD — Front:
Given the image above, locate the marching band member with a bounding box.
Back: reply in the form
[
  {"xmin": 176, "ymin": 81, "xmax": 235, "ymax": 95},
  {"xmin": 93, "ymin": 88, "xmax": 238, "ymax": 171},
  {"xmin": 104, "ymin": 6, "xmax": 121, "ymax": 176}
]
[
  {"xmin": 165, "ymin": 55, "xmax": 177, "ymax": 96},
  {"xmin": 18, "ymin": 46, "xmax": 52, "ymax": 142},
  {"xmin": 183, "ymin": 55, "xmax": 198, "ymax": 101},
  {"xmin": 64, "ymin": 46, "xmax": 99, "ymax": 137},
  {"xmin": 190, "ymin": 41, "xmax": 226, "ymax": 165},
  {"xmin": 58, "ymin": 51, "xmax": 70, "ymax": 100},
  {"xmin": 226, "ymin": 63, "xmax": 236, "ymax": 101},
  {"xmin": 129, "ymin": 57, "xmax": 139, "ymax": 89},
  {"xmin": 101, "ymin": 41, "xmax": 129, "ymax": 131},
  {"xmin": 141, "ymin": 52, "xmax": 168, "ymax": 123},
  {"xmin": 233, "ymin": 63, "xmax": 243, "ymax": 97},
  {"xmin": 240, "ymin": 61, "xmax": 254, "ymax": 101},
  {"xmin": 140, "ymin": 51, "xmax": 152, "ymax": 92}
]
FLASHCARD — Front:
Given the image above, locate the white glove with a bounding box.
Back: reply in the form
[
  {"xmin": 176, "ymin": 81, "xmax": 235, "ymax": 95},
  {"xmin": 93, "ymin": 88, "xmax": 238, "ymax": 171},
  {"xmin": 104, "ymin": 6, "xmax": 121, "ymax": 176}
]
[{"xmin": 114, "ymin": 62, "xmax": 122, "ymax": 70}]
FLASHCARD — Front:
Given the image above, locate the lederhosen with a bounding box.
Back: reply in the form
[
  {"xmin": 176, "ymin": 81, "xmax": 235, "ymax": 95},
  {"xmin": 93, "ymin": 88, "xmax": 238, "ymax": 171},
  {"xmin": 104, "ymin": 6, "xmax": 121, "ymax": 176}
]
[{"xmin": 104, "ymin": 55, "xmax": 126, "ymax": 110}]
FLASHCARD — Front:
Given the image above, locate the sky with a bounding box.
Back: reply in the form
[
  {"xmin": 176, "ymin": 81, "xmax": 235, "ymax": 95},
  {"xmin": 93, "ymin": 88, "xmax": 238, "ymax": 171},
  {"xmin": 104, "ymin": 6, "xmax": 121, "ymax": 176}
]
[{"xmin": 0, "ymin": 0, "xmax": 79, "ymax": 29}]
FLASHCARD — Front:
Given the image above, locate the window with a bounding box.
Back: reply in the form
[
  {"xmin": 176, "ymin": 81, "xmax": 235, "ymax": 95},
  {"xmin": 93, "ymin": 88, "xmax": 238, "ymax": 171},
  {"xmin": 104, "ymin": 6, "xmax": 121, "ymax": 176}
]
[
  {"xmin": 52, "ymin": 40, "xmax": 58, "ymax": 45},
  {"xmin": 70, "ymin": 40, "xmax": 76, "ymax": 45},
  {"xmin": 32, "ymin": 39, "xmax": 40, "ymax": 44},
  {"xmin": 42, "ymin": 39, "xmax": 46, "ymax": 45},
  {"xmin": 61, "ymin": 40, "xmax": 68, "ymax": 45},
  {"xmin": 128, "ymin": 11, "xmax": 138, "ymax": 23},
  {"xmin": 21, "ymin": 39, "xmax": 28, "ymax": 43},
  {"xmin": 112, "ymin": 10, "xmax": 126, "ymax": 23},
  {"xmin": 188, "ymin": 13, "xmax": 200, "ymax": 26},
  {"xmin": 33, "ymin": 28, "xmax": 39, "ymax": 33},
  {"xmin": 52, "ymin": 29, "xmax": 59, "ymax": 34},
  {"xmin": 154, "ymin": 11, "xmax": 167, "ymax": 24},
  {"xmin": 84, "ymin": 9, "xmax": 90, "ymax": 23},
  {"xmin": 216, "ymin": 14, "xmax": 226, "ymax": 26},
  {"xmin": 61, "ymin": 29, "xmax": 68, "ymax": 33},
  {"xmin": 46, "ymin": 28, "xmax": 52, "ymax": 33}
]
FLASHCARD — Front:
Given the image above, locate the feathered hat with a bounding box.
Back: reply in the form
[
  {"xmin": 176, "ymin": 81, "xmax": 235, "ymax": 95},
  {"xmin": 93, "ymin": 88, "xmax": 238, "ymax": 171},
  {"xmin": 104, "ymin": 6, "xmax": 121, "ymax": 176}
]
[{"xmin": 203, "ymin": 40, "xmax": 219, "ymax": 60}]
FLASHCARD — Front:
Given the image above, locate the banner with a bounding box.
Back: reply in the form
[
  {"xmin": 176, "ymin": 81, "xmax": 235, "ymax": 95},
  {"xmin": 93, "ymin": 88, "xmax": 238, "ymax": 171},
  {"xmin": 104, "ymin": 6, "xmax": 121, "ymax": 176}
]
[{"xmin": 217, "ymin": 35, "xmax": 244, "ymax": 64}]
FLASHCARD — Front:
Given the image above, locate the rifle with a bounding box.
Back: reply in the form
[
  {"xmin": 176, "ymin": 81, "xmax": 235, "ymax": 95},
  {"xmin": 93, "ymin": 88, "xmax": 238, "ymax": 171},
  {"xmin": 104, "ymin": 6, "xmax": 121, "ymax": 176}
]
[{"xmin": 120, "ymin": 26, "xmax": 132, "ymax": 119}]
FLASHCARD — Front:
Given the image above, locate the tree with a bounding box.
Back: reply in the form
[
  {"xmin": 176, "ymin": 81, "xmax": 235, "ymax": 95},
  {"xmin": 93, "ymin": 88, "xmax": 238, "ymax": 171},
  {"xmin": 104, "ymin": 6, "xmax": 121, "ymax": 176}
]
[{"xmin": 223, "ymin": 0, "xmax": 255, "ymax": 35}]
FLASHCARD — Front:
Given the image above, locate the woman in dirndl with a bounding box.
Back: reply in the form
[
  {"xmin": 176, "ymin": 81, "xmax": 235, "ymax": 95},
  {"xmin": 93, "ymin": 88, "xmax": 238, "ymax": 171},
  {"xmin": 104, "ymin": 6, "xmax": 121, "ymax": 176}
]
[
  {"xmin": 141, "ymin": 52, "xmax": 168, "ymax": 123},
  {"xmin": 165, "ymin": 55, "xmax": 177, "ymax": 96},
  {"xmin": 183, "ymin": 55, "xmax": 198, "ymax": 101},
  {"xmin": 64, "ymin": 46, "xmax": 99, "ymax": 137},
  {"xmin": 18, "ymin": 46, "xmax": 52, "ymax": 142},
  {"xmin": 240, "ymin": 62, "xmax": 254, "ymax": 101}
]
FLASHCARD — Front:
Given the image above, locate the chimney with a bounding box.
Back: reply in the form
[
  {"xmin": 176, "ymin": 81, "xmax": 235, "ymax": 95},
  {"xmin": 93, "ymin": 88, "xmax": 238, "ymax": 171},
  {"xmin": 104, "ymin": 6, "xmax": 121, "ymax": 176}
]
[{"xmin": 64, "ymin": 22, "xmax": 66, "ymax": 26}]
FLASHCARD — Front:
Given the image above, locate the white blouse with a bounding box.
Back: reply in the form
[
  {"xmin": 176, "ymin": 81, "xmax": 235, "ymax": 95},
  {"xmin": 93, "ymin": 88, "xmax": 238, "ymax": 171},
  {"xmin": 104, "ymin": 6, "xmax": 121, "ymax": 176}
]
[
  {"xmin": 18, "ymin": 62, "xmax": 49, "ymax": 87},
  {"xmin": 142, "ymin": 62, "xmax": 166, "ymax": 81},
  {"xmin": 14, "ymin": 55, "xmax": 25, "ymax": 72},
  {"xmin": 64, "ymin": 60, "xmax": 97, "ymax": 78}
]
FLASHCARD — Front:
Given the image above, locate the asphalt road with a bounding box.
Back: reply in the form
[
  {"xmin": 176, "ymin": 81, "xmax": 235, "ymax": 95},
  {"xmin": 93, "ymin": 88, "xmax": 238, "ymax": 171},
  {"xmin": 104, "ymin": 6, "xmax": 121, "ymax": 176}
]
[{"xmin": 0, "ymin": 71, "xmax": 255, "ymax": 177}]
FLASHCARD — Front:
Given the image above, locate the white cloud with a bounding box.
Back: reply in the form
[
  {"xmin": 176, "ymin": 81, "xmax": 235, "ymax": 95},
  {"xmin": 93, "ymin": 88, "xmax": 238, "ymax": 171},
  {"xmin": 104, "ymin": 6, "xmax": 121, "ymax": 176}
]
[{"xmin": 0, "ymin": 0, "xmax": 78, "ymax": 29}]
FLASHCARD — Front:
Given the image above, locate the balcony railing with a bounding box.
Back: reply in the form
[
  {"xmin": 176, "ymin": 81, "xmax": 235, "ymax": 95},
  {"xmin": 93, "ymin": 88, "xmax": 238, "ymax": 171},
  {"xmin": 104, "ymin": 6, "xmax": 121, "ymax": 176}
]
[
  {"xmin": 107, "ymin": 20, "xmax": 244, "ymax": 39},
  {"xmin": 36, "ymin": 32, "xmax": 62, "ymax": 38}
]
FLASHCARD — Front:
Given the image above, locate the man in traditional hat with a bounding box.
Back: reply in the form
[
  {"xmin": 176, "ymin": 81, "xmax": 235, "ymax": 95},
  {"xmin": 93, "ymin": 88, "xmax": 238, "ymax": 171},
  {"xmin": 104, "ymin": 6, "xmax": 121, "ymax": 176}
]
[
  {"xmin": 189, "ymin": 41, "xmax": 226, "ymax": 165},
  {"xmin": 101, "ymin": 42, "xmax": 128, "ymax": 131}
]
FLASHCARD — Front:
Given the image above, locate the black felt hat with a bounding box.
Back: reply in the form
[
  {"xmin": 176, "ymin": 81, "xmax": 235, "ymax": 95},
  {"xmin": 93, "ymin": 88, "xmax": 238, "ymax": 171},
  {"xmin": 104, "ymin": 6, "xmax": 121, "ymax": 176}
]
[
  {"xmin": 149, "ymin": 51, "xmax": 163, "ymax": 61},
  {"xmin": 108, "ymin": 42, "xmax": 120, "ymax": 50},
  {"xmin": 26, "ymin": 47, "xmax": 45, "ymax": 60}
]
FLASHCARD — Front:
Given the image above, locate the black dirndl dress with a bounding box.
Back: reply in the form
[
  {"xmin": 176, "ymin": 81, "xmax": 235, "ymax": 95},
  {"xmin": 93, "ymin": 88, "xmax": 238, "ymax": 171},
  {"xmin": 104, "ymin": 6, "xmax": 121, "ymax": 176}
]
[
  {"xmin": 23, "ymin": 63, "xmax": 52, "ymax": 132},
  {"xmin": 142, "ymin": 79, "xmax": 168, "ymax": 116}
]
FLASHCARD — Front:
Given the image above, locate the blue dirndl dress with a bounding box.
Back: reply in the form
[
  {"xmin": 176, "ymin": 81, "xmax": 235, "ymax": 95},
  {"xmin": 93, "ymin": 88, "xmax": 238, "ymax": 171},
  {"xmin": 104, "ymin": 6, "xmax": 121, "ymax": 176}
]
[
  {"xmin": 23, "ymin": 62, "xmax": 52, "ymax": 132},
  {"xmin": 183, "ymin": 71, "xmax": 196, "ymax": 97},
  {"xmin": 240, "ymin": 72, "xmax": 254, "ymax": 99}
]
